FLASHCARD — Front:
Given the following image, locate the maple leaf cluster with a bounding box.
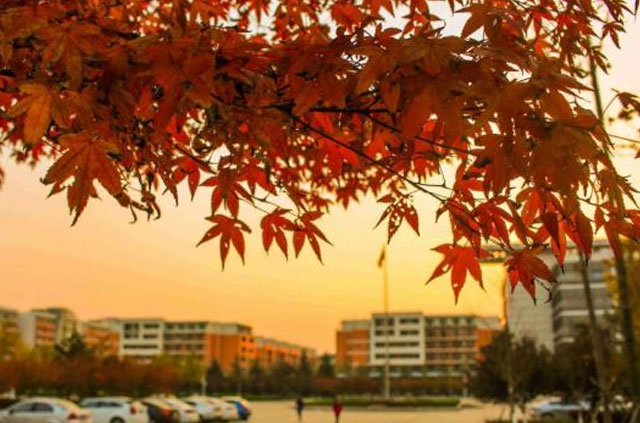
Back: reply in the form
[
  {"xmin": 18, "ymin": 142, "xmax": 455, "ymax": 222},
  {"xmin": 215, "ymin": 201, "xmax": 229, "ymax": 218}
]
[{"xmin": 0, "ymin": 0, "xmax": 639, "ymax": 300}]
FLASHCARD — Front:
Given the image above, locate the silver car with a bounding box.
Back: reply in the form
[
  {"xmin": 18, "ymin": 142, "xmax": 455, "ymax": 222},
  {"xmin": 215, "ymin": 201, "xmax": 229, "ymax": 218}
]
[{"xmin": 0, "ymin": 398, "xmax": 92, "ymax": 423}]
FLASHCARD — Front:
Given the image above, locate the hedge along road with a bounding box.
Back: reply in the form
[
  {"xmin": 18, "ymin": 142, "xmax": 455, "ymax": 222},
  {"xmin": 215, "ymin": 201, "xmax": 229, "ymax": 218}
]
[{"xmin": 248, "ymin": 400, "xmax": 516, "ymax": 423}]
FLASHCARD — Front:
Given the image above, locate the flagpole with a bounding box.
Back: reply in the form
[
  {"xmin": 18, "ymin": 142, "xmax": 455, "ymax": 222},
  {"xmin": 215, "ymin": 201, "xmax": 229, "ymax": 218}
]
[{"xmin": 382, "ymin": 246, "xmax": 391, "ymax": 399}]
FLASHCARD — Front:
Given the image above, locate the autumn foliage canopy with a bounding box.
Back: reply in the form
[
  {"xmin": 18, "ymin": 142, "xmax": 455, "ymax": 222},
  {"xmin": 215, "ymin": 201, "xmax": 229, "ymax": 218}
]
[{"xmin": 1, "ymin": 0, "xmax": 640, "ymax": 301}]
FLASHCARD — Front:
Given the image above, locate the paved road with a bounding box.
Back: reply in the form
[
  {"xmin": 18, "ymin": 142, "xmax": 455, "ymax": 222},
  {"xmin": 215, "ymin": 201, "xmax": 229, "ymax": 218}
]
[{"xmin": 248, "ymin": 401, "xmax": 511, "ymax": 423}]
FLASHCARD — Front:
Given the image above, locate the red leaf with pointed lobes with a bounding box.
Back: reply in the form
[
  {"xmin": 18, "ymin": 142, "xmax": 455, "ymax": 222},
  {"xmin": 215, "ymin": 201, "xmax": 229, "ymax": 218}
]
[
  {"xmin": 428, "ymin": 245, "xmax": 488, "ymax": 303},
  {"xmin": 505, "ymin": 247, "xmax": 554, "ymax": 301},
  {"xmin": 293, "ymin": 230, "xmax": 306, "ymax": 257},
  {"xmin": 291, "ymin": 212, "xmax": 332, "ymax": 262},
  {"xmin": 566, "ymin": 210, "xmax": 593, "ymax": 261},
  {"xmin": 405, "ymin": 205, "xmax": 420, "ymax": 235},
  {"xmin": 43, "ymin": 133, "xmax": 124, "ymax": 224},
  {"xmin": 198, "ymin": 215, "xmax": 251, "ymax": 269},
  {"xmin": 9, "ymin": 84, "xmax": 54, "ymax": 145},
  {"xmin": 261, "ymin": 209, "xmax": 294, "ymax": 258},
  {"xmin": 461, "ymin": 5, "xmax": 487, "ymax": 38}
]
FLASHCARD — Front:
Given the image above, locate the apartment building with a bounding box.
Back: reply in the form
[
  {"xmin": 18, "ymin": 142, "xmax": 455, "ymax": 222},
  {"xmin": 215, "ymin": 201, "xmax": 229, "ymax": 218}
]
[
  {"xmin": 254, "ymin": 336, "xmax": 316, "ymax": 368},
  {"xmin": 164, "ymin": 321, "xmax": 256, "ymax": 371},
  {"xmin": 0, "ymin": 307, "xmax": 18, "ymax": 323},
  {"xmin": 483, "ymin": 240, "xmax": 616, "ymax": 351},
  {"xmin": 370, "ymin": 312, "xmax": 425, "ymax": 376},
  {"xmin": 506, "ymin": 281, "xmax": 555, "ymax": 352},
  {"xmin": 336, "ymin": 312, "xmax": 501, "ymax": 378},
  {"xmin": 17, "ymin": 310, "xmax": 56, "ymax": 348},
  {"xmin": 335, "ymin": 319, "xmax": 370, "ymax": 368},
  {"xmin": 114, "ymin": 318, "xmax": 314, "ymax": 372},
  {"xmin": 551, "ymin": 243, "xmax": 616, "ymax": 347},
  {"xmin": 0, "ymin": 307, "xmax": 19, "ymax": 334},
  {"xmin": 119, "ymin": 318, "xmax": 165, "ymax": 360},
  {"xmin": 33, "ymin": 307, "xmax": 80, "ymax": 344},
  {"xmin": 0, "ymin": 307, "xmax": 21, "ymax": 358},
  {"xmin": 80, "ymin": 320, "xmax": 120, "ymax": 356},
  {"xmin": 2, "ymin": 306, "xmax": 315, "ymax": 371}
]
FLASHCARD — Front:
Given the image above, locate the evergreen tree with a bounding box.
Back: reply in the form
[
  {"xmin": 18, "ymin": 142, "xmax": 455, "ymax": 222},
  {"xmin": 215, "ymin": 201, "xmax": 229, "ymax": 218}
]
[
  {"xmin": 317, "ymin": 353, "xmax": 335, "ymax": 378},
  {"xmin": 54, "ymin": 332, "xmax": 93, "ymax": 360},
  {"xmin": 270, "ymin": 359, "xmax": 295, "ymax": 396},
  {"xmin": 248, "ymin": 360, "xmax": 265, "ymax": 394},
  {"xmin": 206, "ymin": 360, "xmax": 226, "ymax": 394},
  {"xmin": 230, "ymin": 358, "xmax": 245, "ymax": 394},
  {"xmin": 296, "ymin": 351, "xmax": 313, "ymax": 395}
]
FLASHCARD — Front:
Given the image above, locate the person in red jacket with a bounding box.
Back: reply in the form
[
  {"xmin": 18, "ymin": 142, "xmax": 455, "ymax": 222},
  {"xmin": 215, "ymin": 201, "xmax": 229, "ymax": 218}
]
[{"xmin": 332, "ymin": 397, "xmax": 343, "ymax": 423}]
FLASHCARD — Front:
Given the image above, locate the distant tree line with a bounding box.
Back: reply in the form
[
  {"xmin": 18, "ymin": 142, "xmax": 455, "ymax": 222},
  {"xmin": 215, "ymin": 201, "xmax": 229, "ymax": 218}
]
[{"xmin": 0, "ymin": 330, "xmax": 369, "ymax": 398}]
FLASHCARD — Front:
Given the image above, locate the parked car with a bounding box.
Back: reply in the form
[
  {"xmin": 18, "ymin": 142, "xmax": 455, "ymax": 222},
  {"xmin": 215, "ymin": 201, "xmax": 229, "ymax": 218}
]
[
  {"xmin": 80, "ymin": 397, "xmax": 147, "ymax": 423},
  {"xmin": 531, "ymin": 400, "xmax": 589, "ymax": 420},
  {"xmin": 180, "ymin": 398, "xmax": 219, "ymax": 422},
  {"xmin": 141, "ymin": 399, "xmax": 178, "ymax": 423},
  {"xmin": 200, "ymin": 399, "xmax": 237, "ymax": 422},
  {"xmin": 220, "ymin": 398, "xmax": 250, "ymax": 421},
  {"xmin": 151, "ymin": 400, "xmax": 197, "ymax": 423},
  {"xmin": 0, "ymin": 398, "xmax": 92, "ymax": 423}
]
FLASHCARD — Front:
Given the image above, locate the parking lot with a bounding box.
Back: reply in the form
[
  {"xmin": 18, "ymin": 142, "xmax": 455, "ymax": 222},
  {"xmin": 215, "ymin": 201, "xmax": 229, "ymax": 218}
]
[{"xmin": 248, "ymin": 400, "xmax": 508, "ymax": 423}]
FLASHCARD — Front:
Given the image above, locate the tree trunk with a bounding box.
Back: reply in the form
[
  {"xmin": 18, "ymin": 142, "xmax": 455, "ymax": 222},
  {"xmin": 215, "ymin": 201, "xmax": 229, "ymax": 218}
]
[
  {"xmin": 616, "ymin": 251, "xmax": 640, "ymax": 421},
  {"xmin": 506, "ymin": 331, "xmax": 516, "ymax": 423},
  {"xmin": 588, "ymin": 44, "xmax": 640, "ymax": 420},
  {"xmin": 579, "ymin": 254, "xmax": 612, "ymax": 423}
]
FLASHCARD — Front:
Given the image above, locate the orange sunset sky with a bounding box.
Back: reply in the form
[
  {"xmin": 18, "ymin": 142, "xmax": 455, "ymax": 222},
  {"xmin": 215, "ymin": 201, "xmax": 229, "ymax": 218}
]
[{"xmin": 0, "ymin": 15, "xmax": 638, "ymax": 354}]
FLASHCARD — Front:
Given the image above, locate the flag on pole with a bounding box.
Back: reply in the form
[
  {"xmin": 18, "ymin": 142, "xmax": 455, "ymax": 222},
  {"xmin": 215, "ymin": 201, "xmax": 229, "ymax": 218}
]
[{"xmin": 377, "ymin": 245, "xmax": 386, "ymax": 268}]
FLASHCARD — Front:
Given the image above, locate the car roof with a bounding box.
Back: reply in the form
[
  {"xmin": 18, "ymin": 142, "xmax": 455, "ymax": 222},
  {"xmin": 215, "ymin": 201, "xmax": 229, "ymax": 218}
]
[
  {"xmin": 83, "ymin": 397, "xmax": 131, "ymax": 402},
  {"xmin": 143, "ymin": 398, "xmax": 172, "ymax": 407},
  {"xmin": 20, "ymin": 398, "xmax": 77, "ymax": 407},
  {"xmin": 163, "ymin": 399, "xmax": 193, "ymax": 408}
]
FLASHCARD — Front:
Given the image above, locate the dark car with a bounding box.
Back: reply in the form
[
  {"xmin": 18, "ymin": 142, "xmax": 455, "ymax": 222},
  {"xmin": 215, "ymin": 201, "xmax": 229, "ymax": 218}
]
[{"xmin": 142, "ymin": 399, "xmax": 179, "ymax": 423}]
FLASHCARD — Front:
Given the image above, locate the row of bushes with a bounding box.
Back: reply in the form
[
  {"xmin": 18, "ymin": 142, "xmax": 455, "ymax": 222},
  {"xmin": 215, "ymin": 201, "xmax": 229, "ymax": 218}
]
[{"xmin": 304, "ymin": 396, "xmax": 460, "ymax": 408}]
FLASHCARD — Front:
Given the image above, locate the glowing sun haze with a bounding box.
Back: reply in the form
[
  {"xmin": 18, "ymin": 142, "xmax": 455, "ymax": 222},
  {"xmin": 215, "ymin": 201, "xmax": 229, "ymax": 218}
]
[{"xmin": 0, "ymin": 13, "xmax": 638, "ymax": 353}]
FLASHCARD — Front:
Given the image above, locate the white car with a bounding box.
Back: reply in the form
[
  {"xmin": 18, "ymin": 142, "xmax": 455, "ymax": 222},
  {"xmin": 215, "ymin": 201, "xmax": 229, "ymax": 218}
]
[
  {"xmin": 202, "ymin": 398, "xmax": 238, "ymax": 422},
  {"xmin": 181, "ymin": 398, "xmax": 220, "ymax": 422},
  {"xmin": 152, "ymin": 399, "xmax": 197, "ymax": 423},
  {"xmin": 531, "ymin": 400, "xmax": 590, "ymax": 419},
  {"xmin": 80, "ymin": 397, "xmax": 147, "ymax": 423},
  {"xmin": 0, "ymin": 398, "xmax": 92, "ymax": 423}
]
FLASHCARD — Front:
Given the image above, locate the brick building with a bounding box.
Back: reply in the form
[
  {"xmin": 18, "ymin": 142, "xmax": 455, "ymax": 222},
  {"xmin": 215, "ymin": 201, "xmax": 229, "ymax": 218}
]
[
  {"xmin": 17, "ymin": 310, "xmax": 56, "ymax": 349},
  {"xmin": 114, "ymin": 318, "xmax": 314, "ymax": 372},
  {"xmin": 81, "ymin": 320, "xmax": 120, "ymax": 356},
  {"xmin": 336, "ymin": 312, "xmax": 501, "ymax": 378},
  {"xmin": 335, "ymin": 319, "xmax": 370, "ymax": 368},
  {"xmin": 254, "ymin": 336, "xmax": 316, "ymax": 368}
]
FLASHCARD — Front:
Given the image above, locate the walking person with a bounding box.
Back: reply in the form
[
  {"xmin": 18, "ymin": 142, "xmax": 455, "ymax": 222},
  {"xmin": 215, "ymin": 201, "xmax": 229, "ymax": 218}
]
[
  {"xmin": 332, "ymin": 397, "xmax": 343, "ymax": 423},
  {"xmin": 295, "ymin": 396, "xmax": 305, "ymax": 422}
]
